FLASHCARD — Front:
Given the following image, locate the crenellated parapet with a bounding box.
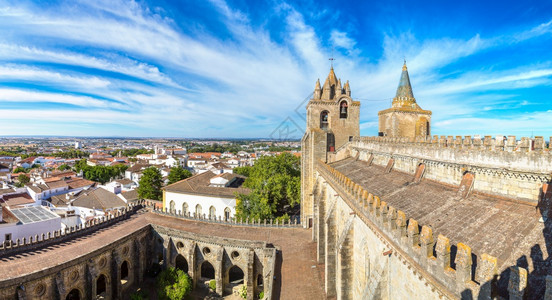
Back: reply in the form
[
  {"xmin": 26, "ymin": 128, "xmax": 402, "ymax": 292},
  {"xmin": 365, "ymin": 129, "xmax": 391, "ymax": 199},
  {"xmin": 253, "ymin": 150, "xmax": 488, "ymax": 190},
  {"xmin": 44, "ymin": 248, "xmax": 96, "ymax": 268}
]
[
  {"xmin": 347, "ymin": 135, "xmax": 552, "ymax": 203},
  {"xmin": 314, "ymin": 159, "xmax": 541, "ymax": 298},
  {"xmin": 147, "ymin": 202, "xmax": 301, "ymax": 228},
  {"xmin": 353, "ymin": 135, "xmax": 552, "ymax": 156},
  {"xmin": 0, "ymin": 202, "xmax": 144, "ymax": 258}
]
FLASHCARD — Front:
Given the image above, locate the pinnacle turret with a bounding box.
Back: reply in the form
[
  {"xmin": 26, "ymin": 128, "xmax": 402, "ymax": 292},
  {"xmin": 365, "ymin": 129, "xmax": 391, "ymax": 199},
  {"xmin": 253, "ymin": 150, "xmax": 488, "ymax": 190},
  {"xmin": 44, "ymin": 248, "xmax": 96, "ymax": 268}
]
[{"xmin": 392, "ymin": 61, "xmax": 418, "ymax": 108}]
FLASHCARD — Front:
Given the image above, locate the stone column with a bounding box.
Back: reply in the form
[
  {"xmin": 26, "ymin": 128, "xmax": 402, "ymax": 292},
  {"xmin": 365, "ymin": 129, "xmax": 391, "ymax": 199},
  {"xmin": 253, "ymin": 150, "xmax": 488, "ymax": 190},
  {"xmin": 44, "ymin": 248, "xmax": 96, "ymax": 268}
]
[
  {"xmin": 246, "ymin": 250, "xmax": 255, "ymax": 300},
  {"xmin": 324, "ymin": 211, "xmax": 336, "ymax": 298},
  {"xmin": 215, "ymin": 248, "xmax": 224, "ymax": 296}
]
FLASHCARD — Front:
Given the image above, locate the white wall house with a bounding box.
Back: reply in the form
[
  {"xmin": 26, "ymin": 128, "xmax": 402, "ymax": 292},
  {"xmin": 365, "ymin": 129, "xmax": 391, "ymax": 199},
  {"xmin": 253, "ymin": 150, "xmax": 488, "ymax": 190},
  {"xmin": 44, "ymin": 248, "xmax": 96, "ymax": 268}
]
[
  {"xmin": 163, "ymin": 171, "xmax": 249, "ymax": 221},
  {"xmin": 164, "ymin": 191, "xmax": 236, "ymax": 221},
  {"xmin": 0, "ymin": 206, "xmax": 61, "ymax": 244}
]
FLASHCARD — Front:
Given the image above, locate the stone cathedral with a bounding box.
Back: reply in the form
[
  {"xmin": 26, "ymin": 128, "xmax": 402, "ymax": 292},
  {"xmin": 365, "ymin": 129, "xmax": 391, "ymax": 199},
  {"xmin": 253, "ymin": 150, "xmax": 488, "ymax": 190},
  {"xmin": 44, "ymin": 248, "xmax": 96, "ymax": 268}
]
[{"xmin": 301, "ymin": 63, "xmax": 552, "ymax": 299}]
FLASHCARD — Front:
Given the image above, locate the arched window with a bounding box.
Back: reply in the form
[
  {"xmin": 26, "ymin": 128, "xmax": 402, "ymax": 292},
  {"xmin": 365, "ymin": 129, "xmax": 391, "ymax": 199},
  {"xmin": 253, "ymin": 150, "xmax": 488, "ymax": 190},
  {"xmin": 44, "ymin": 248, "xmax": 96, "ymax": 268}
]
[
  {"xmin": 209, "ymin": 206, "xmax": 216, "ymax": 219},
  {"xmin": 169, "ymin": 200, "xmax": 175, "ymax": 213},
  {"xmin": 66, "ymin": 289, "xmax": 80, "ymax": 300},
  {"xmin": 182, "ymin": 202, "xmax": 189, "ymax": 216},
  {"xmin": 120, "ymin": 261, "xmax": 129, "ymax": 285},
  {"xmin": 96, "ymin": 274, "xmax": 107, "ymax": 297},
  {"xmin": 320, "ymin": 111, "xmax": 329, "ymax": 129},
  {"xmin": 228, "ymin": 265, "xmax": 244, "ymax": 284},
  {"xmin": 200, "ymin": 261, "xmax": 215, "ymax": 279},
  {"xmin": 175, "ymin": 254, "xmax": 189, "ymax": 273},
  {"xmin": 339, "ymin": 100, "xmax": 348, "ymax": 119},
  {"xmin": 327, "ymin": 133, "xmax": 335, "ymax": 152},
  {"xmin": 195, "ymin": 204, "xmax": 202, "ymax": 217},
  {"xmin": 224, "ymin": 207, "xmax": 231, "ymax": 221}
]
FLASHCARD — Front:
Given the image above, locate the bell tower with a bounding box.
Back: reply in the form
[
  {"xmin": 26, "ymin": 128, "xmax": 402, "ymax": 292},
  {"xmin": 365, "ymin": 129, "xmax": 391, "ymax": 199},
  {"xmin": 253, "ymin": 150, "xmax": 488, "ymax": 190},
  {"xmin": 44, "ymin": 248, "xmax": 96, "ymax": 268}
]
[{"xmin": 301, "ymin": 67, "xmax": 360, "ymax": 227}]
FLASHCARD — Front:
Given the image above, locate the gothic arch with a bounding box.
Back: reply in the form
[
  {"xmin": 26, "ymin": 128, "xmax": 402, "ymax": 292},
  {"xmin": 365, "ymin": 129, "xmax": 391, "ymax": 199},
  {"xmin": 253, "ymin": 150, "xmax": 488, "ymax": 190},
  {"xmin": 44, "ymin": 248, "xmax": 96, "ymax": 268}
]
[
  {"xmin": 320, "ymin": 110, "xmax": 329, "ymax": 130},
  {"xmin": 96, "ymin": 274, "xmax": 108, "ymax": 297},
  {"xmin": 169, "ymin": 200, "xmax": 175, "ymax": 213},
  {"xmin": 182, "ymin": 202, "xmax": 188, "ymax": 216},
  {"xmin": 120, "ymin": 261, "xmax": 130, "ymax": 285},
  {"xmin": 65, "ymin": 289, "xmax": 81, "ymax": 300},
  {"xmin": 195, "ymin": 204, "xmax": 202, "ymax": 217},
  {"xmin": 209, "ymin": 206, "xmax": 216, "ymax": 219},
  {"xmin": 175, "ymin": 254, "xmax": 189, "ymax": 273},
  {"xmin": 200, "ymin": 260, "xmax": 215, "ymax": 279},
  {"xmin": 339, "ymin": 100, "xmax": 348, "ymax": 119},
  {"xmin": 224, "ymin": 207, "xmax": 231, "ymax": 221}
]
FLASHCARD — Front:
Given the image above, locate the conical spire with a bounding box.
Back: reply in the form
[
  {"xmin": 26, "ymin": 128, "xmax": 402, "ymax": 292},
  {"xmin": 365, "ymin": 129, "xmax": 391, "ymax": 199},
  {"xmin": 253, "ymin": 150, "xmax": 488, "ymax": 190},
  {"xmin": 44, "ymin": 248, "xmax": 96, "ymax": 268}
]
[
  {"xmin": 321, "ymin": 67, "xmax": 340, "ymax": 100},
  {"xmin": 314, "ymin": 79, "xmax": 321, "ymax": 99},
  {"xmin": 392, "ymin": 61, "xmax": 417, "ymax": 108},
  {"xmin": 344, "ymin": 80, "xmax": 351, "ymax": 96},
  {"xmin": 336, "ymin": 78, "xmax": 343, "ymax": 96}
]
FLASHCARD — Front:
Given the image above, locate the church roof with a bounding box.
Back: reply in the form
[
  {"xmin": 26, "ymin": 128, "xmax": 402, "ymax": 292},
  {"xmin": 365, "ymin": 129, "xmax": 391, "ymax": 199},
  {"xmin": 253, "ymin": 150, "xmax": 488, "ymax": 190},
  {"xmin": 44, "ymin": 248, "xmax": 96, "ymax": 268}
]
[
  {"xmin": 322, "ymin": 67, "xmax": 339, "ymax": 90},
  {"xmin": 392, "ymin": 61, "xmax": 420, "ymax": 109}
]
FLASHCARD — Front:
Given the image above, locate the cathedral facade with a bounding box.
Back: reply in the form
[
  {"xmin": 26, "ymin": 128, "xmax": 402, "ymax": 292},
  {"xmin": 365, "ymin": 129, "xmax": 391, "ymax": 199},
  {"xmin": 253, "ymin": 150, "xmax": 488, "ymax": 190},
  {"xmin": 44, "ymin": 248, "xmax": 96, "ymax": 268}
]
[{"xmin": 301, "ymin": 64, "xmax": 552, "ymax": 299}]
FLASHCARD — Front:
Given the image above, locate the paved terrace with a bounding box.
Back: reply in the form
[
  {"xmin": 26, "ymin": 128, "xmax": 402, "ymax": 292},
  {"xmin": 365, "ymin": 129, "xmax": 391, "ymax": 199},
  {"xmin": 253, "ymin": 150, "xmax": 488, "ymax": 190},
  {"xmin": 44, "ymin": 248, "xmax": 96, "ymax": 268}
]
[
  {"xmin": 329, "ymin": 157, "xmax": 552, "ymax": 296},
  {"xmin": 0, "ymin": 211, "xmax": 326, "ymax": 300}
]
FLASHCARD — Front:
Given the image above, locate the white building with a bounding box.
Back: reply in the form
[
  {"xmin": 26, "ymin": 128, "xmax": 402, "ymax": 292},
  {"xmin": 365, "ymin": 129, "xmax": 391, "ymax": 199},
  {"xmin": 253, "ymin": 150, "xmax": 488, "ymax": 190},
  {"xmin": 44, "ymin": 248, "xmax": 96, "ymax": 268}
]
[
  {"xmin": 0, "ymin": 206, "xmax": 61, "ymax": 244},
  {"xmin": 163, "ymin": 171, "xmax": 249, "ymax": 221}
]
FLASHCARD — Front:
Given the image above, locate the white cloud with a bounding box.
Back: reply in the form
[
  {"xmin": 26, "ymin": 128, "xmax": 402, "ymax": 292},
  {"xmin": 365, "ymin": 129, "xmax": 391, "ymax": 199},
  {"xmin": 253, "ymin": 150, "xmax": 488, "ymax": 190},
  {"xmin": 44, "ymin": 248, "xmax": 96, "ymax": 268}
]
[{"xmin": 0, "ymin": 0, "xmax": 550, "ymax": 137}]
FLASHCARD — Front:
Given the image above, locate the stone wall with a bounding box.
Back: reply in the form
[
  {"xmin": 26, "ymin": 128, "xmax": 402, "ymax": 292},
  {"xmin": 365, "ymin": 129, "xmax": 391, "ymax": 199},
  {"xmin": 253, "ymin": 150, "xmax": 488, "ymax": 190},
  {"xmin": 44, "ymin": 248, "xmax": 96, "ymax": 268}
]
[
  {"xmin": 0, "ymin": 226, "xmax": 149, "ymax": 300},
  {"xmin": 348, "ymin": 136, "xmax": 552, "ymax": 203},
  {"xmin": 378, "ymin": 110, "xmax": 431, "ymax": 138},
  {"xmin": 312, "ymin": 159, "xmax": 545, "ymax": 299},
  {"xmin": 0, "ymin": 204, "xmax": 278, "ymax": 300},
  {"xmin": 153, "ymin": 224, "xmax": 276, "ymax": 300}
]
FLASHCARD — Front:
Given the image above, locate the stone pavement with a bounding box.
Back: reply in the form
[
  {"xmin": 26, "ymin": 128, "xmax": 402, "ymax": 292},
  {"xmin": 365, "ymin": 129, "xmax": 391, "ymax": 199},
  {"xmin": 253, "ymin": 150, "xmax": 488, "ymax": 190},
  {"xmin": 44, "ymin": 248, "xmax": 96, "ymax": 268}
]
[{"xmin": 0, "ymin": 210, "xmax": 326, "ymax": 300}]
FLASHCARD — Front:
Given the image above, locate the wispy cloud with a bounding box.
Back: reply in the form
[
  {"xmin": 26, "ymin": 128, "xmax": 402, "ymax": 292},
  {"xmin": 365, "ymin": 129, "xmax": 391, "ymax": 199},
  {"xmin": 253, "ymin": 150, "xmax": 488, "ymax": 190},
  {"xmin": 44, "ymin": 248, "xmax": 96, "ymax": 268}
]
[{"xmin": 0, "ymin": 0, "xmax": 550, "ymax": 137}]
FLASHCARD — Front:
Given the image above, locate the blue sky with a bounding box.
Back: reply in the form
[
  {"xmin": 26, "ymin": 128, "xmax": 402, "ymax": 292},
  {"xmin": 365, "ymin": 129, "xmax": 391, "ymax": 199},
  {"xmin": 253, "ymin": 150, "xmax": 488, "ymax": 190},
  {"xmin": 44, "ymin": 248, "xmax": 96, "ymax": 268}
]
[{"xmin": 0, "ymin": 0, "xmax": 551, "ymax": 139}]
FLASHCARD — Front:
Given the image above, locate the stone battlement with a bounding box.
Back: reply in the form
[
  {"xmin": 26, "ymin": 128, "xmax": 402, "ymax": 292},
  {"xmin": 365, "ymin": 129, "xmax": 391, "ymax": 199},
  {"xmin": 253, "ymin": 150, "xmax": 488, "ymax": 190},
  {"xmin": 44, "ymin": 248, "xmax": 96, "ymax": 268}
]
[
  {"xmin": 148, "ymin": 201, "xmax": 301, "ymax": 228},
  {"xmin": 345, "ymin": 135, "xmax": 552, "ymax": 203},
  {"xmin": 315, "ymin": 159, "xmax": 548, "ymax": 298},
  {"xmin": 0, "ymin": 202, "xmax": 144, "ymax": 258}
]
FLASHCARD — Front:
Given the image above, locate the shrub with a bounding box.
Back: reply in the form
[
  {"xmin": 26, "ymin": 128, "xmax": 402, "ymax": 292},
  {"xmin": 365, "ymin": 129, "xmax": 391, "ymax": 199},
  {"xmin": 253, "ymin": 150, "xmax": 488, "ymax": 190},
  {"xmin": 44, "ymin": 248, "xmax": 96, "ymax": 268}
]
[
  {"xmin": 239, "ymin": 285, "xmax": 247, "ymax": 299},
  {"xmin": 258, "ymin": 291, "xmax": 264, "ymax": 299},
  {"xmin": 130, "ymin": 290, "xmax": 148, "ymax": 300},
  {"xmin": 209, "ymin": 279, "xmax": 216, "ymax": 290},
  {"xmin": 156, "ymin": 267, "xmax": 192, "ymax": 300}
]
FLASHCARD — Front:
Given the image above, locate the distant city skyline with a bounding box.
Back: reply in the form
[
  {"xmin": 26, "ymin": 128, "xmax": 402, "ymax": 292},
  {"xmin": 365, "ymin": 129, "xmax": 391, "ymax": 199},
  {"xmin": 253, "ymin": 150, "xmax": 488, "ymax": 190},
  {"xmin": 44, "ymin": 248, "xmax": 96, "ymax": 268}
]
[{"xmin": 0, "ymin": 0, "xmax": 551, "ymax": 138}]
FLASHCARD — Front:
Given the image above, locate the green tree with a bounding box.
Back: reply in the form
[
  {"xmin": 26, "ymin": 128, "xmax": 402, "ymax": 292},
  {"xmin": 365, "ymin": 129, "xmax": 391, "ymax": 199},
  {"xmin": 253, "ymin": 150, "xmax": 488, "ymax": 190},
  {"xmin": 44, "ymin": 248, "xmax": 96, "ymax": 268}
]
[
  {"xmin": 13, "ymin": 167, "xmax": 26, "ymax": 173},
  {"xmin": 57, "ymin": 164, "xmax": 70, "ymax": 171},
  {"xmin": 156, "ymin": 267, "xmax": 192, "ymax": 300},
  {"xmin": 233, "ymin": 166, "xmax": 251, "ymax": 177},
  {"xmin": 71, "ymin": 159, "xmax": 127, "ymax": 184},
  {"xmin": 235, "ymin": 153, "xmax": 300, "ymax": 220},
  {"xmin": 137, "ymin": 167, "xmax": 163, "ymax": 200},
  {"xmin": 18, "ymin": 174, "xmax": 30, "ymax": 185},
  {"xmin": 168, "ymin": 167, "xmax": 192, "ymax": 184}
]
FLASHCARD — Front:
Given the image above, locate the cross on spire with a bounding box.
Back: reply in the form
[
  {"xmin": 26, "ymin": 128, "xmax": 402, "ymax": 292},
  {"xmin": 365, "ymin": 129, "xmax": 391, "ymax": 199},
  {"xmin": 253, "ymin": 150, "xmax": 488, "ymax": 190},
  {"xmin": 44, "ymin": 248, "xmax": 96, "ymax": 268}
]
[{"xmin": 329, "ymin": 47, "xmax": 335, "ymax": 68}]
